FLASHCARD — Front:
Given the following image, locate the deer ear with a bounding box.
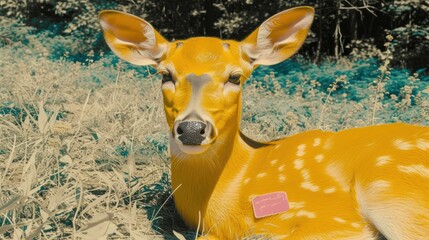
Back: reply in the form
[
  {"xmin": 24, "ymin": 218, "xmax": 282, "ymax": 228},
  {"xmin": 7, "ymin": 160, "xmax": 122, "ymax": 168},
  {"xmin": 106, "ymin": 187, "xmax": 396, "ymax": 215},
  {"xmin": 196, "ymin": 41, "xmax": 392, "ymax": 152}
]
[
  {"xmin": 241, "ymin": 6, "xmax": 314, "ymax": 66},
  {"xmin": 99, "ymin": 10, "xmax": 169, "ymax": 66}
]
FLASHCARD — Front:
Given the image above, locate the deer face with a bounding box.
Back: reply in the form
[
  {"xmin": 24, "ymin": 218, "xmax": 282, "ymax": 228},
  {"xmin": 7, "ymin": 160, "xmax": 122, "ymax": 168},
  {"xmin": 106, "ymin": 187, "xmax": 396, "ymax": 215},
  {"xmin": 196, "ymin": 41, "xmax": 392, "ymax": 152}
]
[
  {"xmin": 158, "ymin": 38, "xmax": 251, "ymax": 154},
  {"xmin": 99, "ymin": 7, "xmax": 314, "ymax": 154}
]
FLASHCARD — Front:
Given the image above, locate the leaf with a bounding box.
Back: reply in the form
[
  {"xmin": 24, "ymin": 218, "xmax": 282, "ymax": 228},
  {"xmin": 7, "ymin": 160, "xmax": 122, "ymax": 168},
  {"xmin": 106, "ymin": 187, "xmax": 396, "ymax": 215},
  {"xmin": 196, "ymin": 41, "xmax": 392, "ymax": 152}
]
[
  {"xmin": 87, "ymin": 127, "xmax": 100, "ymax": 142},
  {"xmin": 112, "ymin": 168, "xmax": 127, "ymax": 191},
  {"xmin": 23, "ymin": 149, "xmax": 38, "ymax": 175},
  {"xmin": 20, "ymin": 165, "xmax": 35, "ymax": 196},
  {"xmin": 0, "ymin": 120, "xmax": 21, "ymax": 133},
  {"xmin": 47, "ymin": 106, "xmax": 60, "ymax": 131},
  {"xmin": 0, "ymin": 195, "xmax": 22, "ymax": 215},
  {"xmin": 80, "ymin": 194, "xmax": 107, "ymax": 217},
  {"xmin": 77, "ymin": 213, "xmax": 117, "ymax": 240},
  {"xmin": 96, "ymin": 172, "xmax": 114, "ymax": 189},
  {"xmin": 1, "ymin": 135, "xmax": 16, "ymax": 183},
  {"xmin": 38, "ymin": 102, "xmax": 48, "ymax": 134},
  {"xmin": 127, "ymin": 156, "xmax": 136, "ymax": 176},
  {"xmin": 173, "ymin": 230, "xmax": 187, "ymax": 240}
]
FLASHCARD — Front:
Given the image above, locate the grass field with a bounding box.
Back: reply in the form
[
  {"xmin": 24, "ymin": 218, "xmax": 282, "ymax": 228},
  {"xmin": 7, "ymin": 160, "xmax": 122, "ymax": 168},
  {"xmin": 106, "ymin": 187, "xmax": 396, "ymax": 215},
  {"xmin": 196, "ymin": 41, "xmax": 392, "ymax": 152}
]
[{"xmin": 1, "ymin": 16, "xmax": 428, "ymax": 239}]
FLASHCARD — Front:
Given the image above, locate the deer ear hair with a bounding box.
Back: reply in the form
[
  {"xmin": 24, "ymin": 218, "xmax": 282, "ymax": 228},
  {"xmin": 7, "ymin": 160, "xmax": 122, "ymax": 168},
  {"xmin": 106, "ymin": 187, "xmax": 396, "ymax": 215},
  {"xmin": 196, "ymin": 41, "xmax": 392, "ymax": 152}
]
[
  {"xmin": 241, "ymin": 6, "xmax": 314, "ymax": 66},
  {"xmin": 99, "ymin": 10, "xmax": 169, "ymax": 66}
]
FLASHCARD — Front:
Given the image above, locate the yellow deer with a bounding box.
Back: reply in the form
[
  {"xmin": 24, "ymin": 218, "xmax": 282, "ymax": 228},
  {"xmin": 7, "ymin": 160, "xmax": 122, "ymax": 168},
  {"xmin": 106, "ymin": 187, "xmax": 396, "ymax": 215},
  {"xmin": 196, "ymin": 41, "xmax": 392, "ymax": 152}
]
[{"xmin": 99, "ymin": 7, "xmax": 429, "ymax": 240}]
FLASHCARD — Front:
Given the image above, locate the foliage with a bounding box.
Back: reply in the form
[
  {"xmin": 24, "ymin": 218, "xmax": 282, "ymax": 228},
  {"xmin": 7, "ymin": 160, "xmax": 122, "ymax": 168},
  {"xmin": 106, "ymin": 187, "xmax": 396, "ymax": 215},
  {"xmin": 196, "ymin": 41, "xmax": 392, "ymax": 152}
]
[
  {"xmin": 0, "ymin": 0, "xmax": 98, "ymax": 40},
  {"xmin": 383, "ymin": 0, "xmax": 429, "ymax": 68},
  {"xmin": 1, "ymin": 0, "xmax": 428, "ymax": 68}
]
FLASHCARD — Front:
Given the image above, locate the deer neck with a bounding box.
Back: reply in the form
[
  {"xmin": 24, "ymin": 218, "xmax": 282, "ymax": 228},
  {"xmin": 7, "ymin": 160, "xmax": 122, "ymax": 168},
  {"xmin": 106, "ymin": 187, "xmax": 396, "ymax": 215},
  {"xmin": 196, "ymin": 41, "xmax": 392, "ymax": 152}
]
[{"xmin": 170, "ymin": 125, "xmax": 257, "ymax": 227}]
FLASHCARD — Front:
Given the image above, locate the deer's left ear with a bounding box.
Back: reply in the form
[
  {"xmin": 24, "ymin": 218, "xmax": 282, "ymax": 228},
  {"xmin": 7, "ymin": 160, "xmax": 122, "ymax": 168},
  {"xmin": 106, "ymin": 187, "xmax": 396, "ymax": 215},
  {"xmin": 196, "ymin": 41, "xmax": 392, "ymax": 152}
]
[
  {"xmin": 99, "ymin": 10, "xmax": 169, "ymax": 66},
  {"xmin": 241, "ymin": 6, "xmax": 314, "ymax": 66}
]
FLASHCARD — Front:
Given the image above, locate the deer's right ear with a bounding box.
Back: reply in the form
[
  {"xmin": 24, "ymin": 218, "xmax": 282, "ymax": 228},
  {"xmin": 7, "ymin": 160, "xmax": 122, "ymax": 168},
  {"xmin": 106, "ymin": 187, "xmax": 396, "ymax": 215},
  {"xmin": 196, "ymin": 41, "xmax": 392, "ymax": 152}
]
[{"xmin": 99, "ymin": 10, "xmax": 168, "ymax": 66}]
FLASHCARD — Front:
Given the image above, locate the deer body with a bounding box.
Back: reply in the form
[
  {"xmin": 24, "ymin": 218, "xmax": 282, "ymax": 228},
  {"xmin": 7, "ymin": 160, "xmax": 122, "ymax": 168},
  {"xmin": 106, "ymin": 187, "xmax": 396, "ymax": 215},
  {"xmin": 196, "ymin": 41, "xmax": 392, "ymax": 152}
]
[
  {"xmin": 172, "ymin": 123, "xmax": 429, "ymax": 239},
  {"xmin": 99, "ymin": 7, "xmax": 429, "ymax": 240}
]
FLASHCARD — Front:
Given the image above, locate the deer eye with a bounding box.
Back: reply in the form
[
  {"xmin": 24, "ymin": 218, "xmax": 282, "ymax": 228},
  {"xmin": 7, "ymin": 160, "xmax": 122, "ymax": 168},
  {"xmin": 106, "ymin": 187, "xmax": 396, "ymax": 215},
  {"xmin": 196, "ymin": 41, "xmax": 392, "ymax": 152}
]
[
  {"xmin": 228, "ymin": 74, "xmax": 241, "ymax": 85},
  {"xmin": 161, "ymin": 72, "xmax": 174, "ymax": 83}
]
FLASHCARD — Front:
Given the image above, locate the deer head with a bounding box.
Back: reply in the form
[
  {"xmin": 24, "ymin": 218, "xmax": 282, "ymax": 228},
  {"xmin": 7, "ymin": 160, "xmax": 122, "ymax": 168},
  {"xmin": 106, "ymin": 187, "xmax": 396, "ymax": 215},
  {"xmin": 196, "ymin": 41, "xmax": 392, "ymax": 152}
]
[{"xmin": 99, "ymin": 7, "xmax": 314, "ymax": 156}]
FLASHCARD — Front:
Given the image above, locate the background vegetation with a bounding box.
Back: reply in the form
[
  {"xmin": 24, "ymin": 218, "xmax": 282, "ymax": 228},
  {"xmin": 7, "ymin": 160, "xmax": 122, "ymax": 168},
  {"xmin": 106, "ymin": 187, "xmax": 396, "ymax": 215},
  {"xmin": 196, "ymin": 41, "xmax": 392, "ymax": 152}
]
[
  {"xmin": 0, "ymin": 0, "xmax": 428, "ymax": 239},
  {"xmin": 1, "ymin": 0, "xmax": 428, "ymax": 69}
]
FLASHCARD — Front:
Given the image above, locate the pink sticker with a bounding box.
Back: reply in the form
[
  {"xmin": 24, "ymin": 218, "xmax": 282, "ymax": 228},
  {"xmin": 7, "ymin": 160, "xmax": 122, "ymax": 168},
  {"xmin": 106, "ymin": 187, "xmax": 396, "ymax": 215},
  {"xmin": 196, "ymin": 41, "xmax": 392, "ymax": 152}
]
[{"xmin": 252, "ymin": 191, "xmax": 290, "ymax": 218}]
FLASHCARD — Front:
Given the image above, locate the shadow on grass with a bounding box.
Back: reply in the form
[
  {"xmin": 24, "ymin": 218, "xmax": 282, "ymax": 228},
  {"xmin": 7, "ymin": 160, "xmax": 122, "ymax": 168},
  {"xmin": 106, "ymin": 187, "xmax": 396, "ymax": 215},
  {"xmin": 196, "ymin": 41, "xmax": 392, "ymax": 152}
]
[{"xmin": 140, "ymin": 172, "xmax": 196, "ymax": 240}]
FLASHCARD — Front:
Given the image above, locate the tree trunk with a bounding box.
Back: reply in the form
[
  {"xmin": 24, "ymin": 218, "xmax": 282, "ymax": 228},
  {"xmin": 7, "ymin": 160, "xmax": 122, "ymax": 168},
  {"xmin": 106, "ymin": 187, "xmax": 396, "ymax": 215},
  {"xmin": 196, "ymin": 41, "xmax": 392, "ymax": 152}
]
[
  {"xmin": 334, "ymin": 0, "xmax": 342, "ymax": 60},
  {"xmin": 350, "ymin": 8, "xmax": 358, "ymax": 41},
  {"xmin": 313, "ymin": 0, "xmax": 323, "ymax": 64}
]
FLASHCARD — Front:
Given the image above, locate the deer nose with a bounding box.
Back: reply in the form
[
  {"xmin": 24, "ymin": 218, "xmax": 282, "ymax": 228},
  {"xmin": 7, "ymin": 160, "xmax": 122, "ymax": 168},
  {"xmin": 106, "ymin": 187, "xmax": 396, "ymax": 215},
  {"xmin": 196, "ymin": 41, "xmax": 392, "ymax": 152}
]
[{"xmin": 176, "ymin": 121, "xmax": 210, "ymax": 145}]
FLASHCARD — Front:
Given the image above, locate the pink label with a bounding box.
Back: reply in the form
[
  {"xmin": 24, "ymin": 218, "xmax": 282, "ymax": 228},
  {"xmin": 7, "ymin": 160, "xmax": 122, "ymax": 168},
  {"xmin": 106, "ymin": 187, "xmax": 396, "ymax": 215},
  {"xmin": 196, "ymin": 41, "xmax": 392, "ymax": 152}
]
[{"xmin": 252, "ymin": 191, "xmax": 289, "ymax": 218}]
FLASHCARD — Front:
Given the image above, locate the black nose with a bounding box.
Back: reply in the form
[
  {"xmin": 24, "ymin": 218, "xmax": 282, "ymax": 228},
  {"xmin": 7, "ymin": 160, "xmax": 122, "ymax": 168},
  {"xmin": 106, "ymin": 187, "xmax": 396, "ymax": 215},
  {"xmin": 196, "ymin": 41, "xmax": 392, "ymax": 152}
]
[{"xmin": 176, "ymin": 121, "xmax": 207, "ymax": 145}]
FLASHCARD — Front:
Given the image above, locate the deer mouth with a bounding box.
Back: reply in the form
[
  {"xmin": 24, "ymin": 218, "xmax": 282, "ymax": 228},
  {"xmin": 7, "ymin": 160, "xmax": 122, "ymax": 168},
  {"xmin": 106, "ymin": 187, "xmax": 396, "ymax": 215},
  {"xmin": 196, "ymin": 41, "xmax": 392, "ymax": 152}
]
[
  {"xmin": 170, "ymin": 131, "xmax": 217, "ymax": 155},
  {"xmin": 177, "ymin": 144, "xmax": 211, "ymax": 155}
]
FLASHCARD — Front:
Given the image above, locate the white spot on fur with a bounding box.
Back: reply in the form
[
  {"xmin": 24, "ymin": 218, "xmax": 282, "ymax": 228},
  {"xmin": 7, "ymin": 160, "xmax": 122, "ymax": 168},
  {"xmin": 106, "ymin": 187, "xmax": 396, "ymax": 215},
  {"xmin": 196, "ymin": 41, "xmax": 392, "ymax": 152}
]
[
  {"xmin": 369, "ymin": 180, "xmax": 391, "ymax": 189},
  {"xmin": 301, "ymin": 181, "xmax": 320, "ymax": 192},
  {"xmin": 257, "ymin": 173, "xmax": 267, "ymax": 179},
  {"xmin": 416, "ymin": 138, "xmax": 429, "ymax": 150},
  {"xmin": 315, "ymin": 154, "xmax": 324, "ymax": 163},
  {"xmin": 375, "ymin": 155, "xmax": 392, "ymax": 166},
  {"xmin": 333, "ymin": 217, "xmax": 346, "ymax": 223},
  {"xmin": 300, "ymin": 169, "xmax": 320, "ymax": 192},
  {"xmin": 351, "ymin": 222, "xmax": 361, "ymax": 228},
  {"xmin": 278, "ymin": 165, "xmax": 285, "ymax": 172},
  {"xmin": 279, "ymin": 174, "xmax": 286, "ymax": 183},
  {"xmin": 325, "ymin": 163, "xmax": 350, "ymax": 192},
  {"xmin": 289, "ymin": 201, "xmax": 305, "ymax": 209},
  {"xmin": 398, "ymin": 164, "xmax": 429, "ymax": 178},
  {"xmin": 280, "ymin": 212, "xmax": 295, "ymax": 220},
  {"xmin": 393, "ymin": 139, "xmax": 413, "ymax": 150},
  {"xmin": 301, "ymin": 169, "xmax": 310, "ymax": 181},
  {"xmin": 294, "ymin": 159, "xmax": 304, "ymax": 170},
  {"xmin": 296, "ymin": 144, "xmax": 306, "ymax": 157},
  {"xmin": 296, "ymin": 210, "xmax": 316, "ymax": 218},
  {"xmin": 324, "ymin": 187, "xmax": 336, "ymax": 194},
  {"xmin": 313, "ymin": 138, "xmax": 321, "ymax": 147},
  {"xmin": 270, "ymin": 159, "xmax": 278, "ymax": 166},
  {"xmin": 244, "ymin": 178, "xmax": 251, "ymax": 184}
]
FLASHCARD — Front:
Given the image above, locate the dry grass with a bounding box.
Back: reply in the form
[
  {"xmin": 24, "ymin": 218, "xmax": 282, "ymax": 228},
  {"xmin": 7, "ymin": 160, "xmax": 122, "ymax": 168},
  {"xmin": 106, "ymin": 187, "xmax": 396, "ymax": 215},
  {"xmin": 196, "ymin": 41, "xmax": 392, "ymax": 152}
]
[{"xmin": 0, "ymin": 47, "xmax": 177, "ymax": 238}]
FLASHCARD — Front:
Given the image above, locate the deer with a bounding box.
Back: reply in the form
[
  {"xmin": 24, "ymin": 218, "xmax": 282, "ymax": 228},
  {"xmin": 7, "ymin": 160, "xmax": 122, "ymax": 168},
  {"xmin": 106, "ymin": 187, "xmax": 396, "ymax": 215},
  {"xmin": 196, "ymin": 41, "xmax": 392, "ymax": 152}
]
[{"xmin": 98, "ymin": 6, "xmax": 429, "ymax": 240}]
